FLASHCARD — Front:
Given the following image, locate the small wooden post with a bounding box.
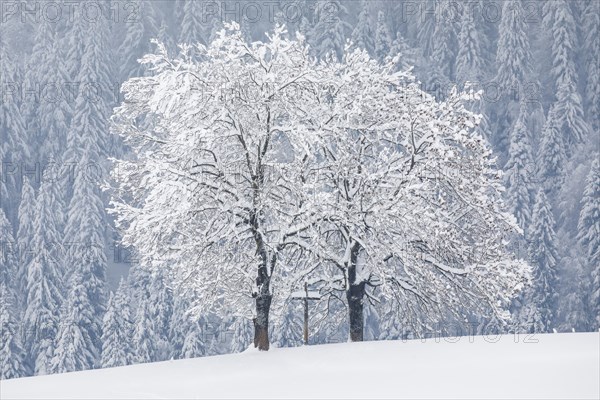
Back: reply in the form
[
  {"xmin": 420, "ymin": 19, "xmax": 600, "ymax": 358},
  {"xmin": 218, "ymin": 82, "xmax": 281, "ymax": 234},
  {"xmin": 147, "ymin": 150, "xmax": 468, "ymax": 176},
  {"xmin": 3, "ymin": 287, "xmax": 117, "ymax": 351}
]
[
  {"xmin": 303, "ymin": 282, "xmax": 309, "ymax": 345},
  {"xmin": 292, "ymin": 283, "xmax": 321, "ymax": 346}
]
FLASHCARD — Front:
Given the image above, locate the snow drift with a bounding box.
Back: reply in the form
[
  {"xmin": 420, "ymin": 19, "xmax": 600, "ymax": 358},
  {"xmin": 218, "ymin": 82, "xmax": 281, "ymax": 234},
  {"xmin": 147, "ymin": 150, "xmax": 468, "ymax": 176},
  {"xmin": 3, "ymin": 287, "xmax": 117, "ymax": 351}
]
[{"xmin": 2, "ymin": 332, "xmax": 598, "ymax": 399}]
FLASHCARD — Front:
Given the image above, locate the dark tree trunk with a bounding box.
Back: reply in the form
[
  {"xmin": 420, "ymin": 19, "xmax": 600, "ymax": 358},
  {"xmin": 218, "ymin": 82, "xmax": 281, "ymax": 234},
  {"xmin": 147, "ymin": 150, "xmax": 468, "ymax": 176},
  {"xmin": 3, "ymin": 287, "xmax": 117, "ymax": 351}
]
[
  {"xmin": 346, "ymin": 243, "xmax": 365, "ymax": 342},
  {"xmin": 347, "ymin": 282, "xmax": 365, "ymax": 342},
  {"xmin": 253, "ymin": 293, "xmax": 272, "ymax": 350}
]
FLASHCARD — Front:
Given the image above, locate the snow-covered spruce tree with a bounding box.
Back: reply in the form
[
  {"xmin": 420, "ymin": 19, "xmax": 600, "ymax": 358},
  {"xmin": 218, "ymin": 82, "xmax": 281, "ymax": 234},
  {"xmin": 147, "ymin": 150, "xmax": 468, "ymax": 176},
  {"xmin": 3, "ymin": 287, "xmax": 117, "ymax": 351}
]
[
  {"xmin": 374, "ymin": 10, "xmax": 392, "ymax": 63},
  {"xmin": 132, "ymin": 290, "xmax": 158, "ymax": 364},
  {"xmin": 296, "ymin": 46, "xmax": 530, "ymax": 341},
  {"xmin": 101, "ymin": 279, "xmax": 134, "ymax": 368},
  {"xmin": 582, "ymin": 1, "xmax": 599, "ymax": 131},
  {"xmin": 118, "ymin": 0, "xmax": 159, "ymax": 80},
  {"xmin": 16, "ymin": 178, "xmax": 36, "ymax": 306},
  {"xmin": 538, "ymin": 104, "xmax": 566, "ymax": 194},
  {"xmin": 350, "ymin": 0, "xmax": 374, "ymax": 56},
  {"xmin": 455, "ymin": 8, "xmax": 484, "ymax": 85},
  {"xmin": 149, "ymin": 269, "xmax": 173, "ymax": 361},
  {"xmin": 229, "ymin": 317, "xmax": 254, "ymax": 353},
  {"xmin": 578, "ymin": 157, "xmax": 600, "ymax": 330},
  {"xmin": 23, "ymin": 176, "xmax": 65, "ymax": 375},
  {"xmin": 51, "ymin": 270, "xmax": 97, "ymax": 373},
  {"xmin": 170, "ymin": 294, "xmax": 205, "ymax": 360},
  {"xmin": 430, "ymin": 1, "xmax": 457, "ymax": 82},
  {"xmin": 310, "ymin": 0, "xmax": 352, "ymax": 60},
  {"xmin": 493, "ymin": 0, "xmax": 535, "ymax": 152},
  {"xmin": 526, "ymin": 190, "xmax": 559, "ymax": 333},
  {"xmin": 0, "ymin": 24, "xmax": 28, "ymax": 221},
  {"xmin": 549, "ymin": 0, "xmax": 589, "ymax": 153},
  {"xmin": 0, "ymin": 210, "xmax": 26, "ymax": 379},
  {"xmin": 504, "ymin": 102, "xmax": 536, "ymax": 231},
  {"xmin": 110, "ymin": 24, "xmax": 332, "ymax": 351},
  {"xmin": 179, "ymin": 0, "xmax": 208, "ymax": 46}
]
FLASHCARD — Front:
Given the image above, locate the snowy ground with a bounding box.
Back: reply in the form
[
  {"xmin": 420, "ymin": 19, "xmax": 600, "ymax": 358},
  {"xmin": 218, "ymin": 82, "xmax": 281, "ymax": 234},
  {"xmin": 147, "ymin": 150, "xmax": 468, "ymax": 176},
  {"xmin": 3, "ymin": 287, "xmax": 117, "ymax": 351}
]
[{"xmin": 2, "ymin": 332, "xmax": 598, "ymax": 399}]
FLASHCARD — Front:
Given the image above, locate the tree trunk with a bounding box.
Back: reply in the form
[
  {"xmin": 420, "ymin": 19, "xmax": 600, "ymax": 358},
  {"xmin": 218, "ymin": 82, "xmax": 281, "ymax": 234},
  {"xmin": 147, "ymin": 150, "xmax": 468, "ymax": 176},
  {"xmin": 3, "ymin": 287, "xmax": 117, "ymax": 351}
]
[
  {"xmin": 253, "ymin": 293, "xmax": 272, "ymax": 350},
  {"xmin": 347, "ymin": 243, "xmax": 365, "ymax": 342},
  {"xmin": 347, "ymin": 282, "xmax": 365, "ymax": 342}
]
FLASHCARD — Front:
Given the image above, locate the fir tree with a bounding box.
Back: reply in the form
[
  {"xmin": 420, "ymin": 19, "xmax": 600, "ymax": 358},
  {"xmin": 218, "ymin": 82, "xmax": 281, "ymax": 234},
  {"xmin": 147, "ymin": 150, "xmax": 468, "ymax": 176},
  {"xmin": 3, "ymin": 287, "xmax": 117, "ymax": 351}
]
[
  {"xmin": 118, "ymin": 0, "xmax": 159, "ymax": 80},
  {"xmin": 538, "ymin": 104, "xmax": 566, "ymax": 194},
  {"xmin": 374, "ymin": 11, "xmax": 392, "ymax": 62},
  {"xmin": 51, "ymin": 271, "xmax": 97, "ymax": 373},
  {"xmin": 16, "ymin": 178, "xmax": 36, "ymax": 306},
  {"xmin": 132, "ymin": 289, "xmax": 157, "ymax": 364},
  {"xmin": 23, "ymin": 178, "xmax": 65, "ymax": 375},
  {"xmin": 0, "ymin": 280, "xmax": 26, "ymax": 379},
  {"xmin": 229, "ymin": 318, "xmax": 253, "ymax": 353},
  {"xmin": 578, "ymin": 157, "xmax": 600, "ymax": 329},
  {"xmin": 504, "ymin": 103, "xmax": 536, "ymax": 231},
  {"xmin": 310, "ymin": 0, "xmax": 352, "ymax": 60},
  {"xmin": 582, "ymin": 1, "xmax": 599, "ymax": 131},
  {"xmin": 455, "ymin": 8, "xmax": 484, "ymax": 84},
  {"xmin": 101, "ymin": 279, "xmax": 133, "ymax": 368},
  {"xmin": 179, "ymin": 0, "xmax": 207, "ymax": 46},
  {"xmin": 526, "ymin": 190, "xmax": 560, "ymax": 333},
  {"xmin": 431, "ymin": 1, "xmax": 457, "ymax": 81}
]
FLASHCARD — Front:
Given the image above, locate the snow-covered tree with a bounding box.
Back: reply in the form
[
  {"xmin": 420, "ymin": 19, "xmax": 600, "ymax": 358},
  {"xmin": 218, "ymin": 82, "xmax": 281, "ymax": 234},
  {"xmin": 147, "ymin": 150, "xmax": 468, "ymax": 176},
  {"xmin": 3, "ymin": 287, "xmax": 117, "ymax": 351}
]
[
  {"xmin": 350, "ymin": 1, "xmax": 374, "ymax": 56},
  {"xmin": 578, "ymin": 158, "xmax": 600, "ymax": 329},
  {"xmin": 23, "ymin": 177, "xmax": 65, "ymax": 375},
  {"xmin": 170, "ymin": 293, "xmax": 205, "ymax": 360},
  {"xmin": 229, "ymin": 317, "xmax": 253, "ymax": 353},
  {"xmin": 525, "ymin": 190, "xmax": 559, "ymax": 333},
  {"xmin": 455, "ymin": 8, "xmax": 484, "ymax": 84},
  {"xmin": 118, "ymin": 0, "xmax": 159, "ymax": 80},
  {"xmin": 179, "ymin": 0, "xmax": 208, "ymax": 46},
  {"xmin": 110, "ymin": 24, "xmax": 337, "ymax": 351},
  {"xmin": 16, "ymin": 178, "xmax": 36, "ymax": 304},
  {"xmin": 504, "ymin": 103, "xmax": 536, "ymax": 230},
  {"xmin": 51, "ymin": 271, "xmax": 97, "ymax": 373},
  {"xmin": 101, "ymin": 279, "xmax": 133, "ymax": 368},
  {"xmin": 310, "ymin": 0, "xmax": 351, "ymax": 60},
  {"xmin": 0, "ymin": 283, "xmax": 26, "ymax": 379},
  {"xmin": 538, "ymin": 104, "xmax": 566, "ymax": 193},
  {"xmin": 431, "ymin": 2, "xmax": 457, "ymax": 81},
  {"xmin": 582, "ymin": 1, "xmax": 599, "ymax": 131},
  {"xmin": 0, "ymin": 210, "xmax": 26, "ymax": 379},
  {"xmin": 132, "ymin": 290, "xmax": 157, "ymax": 364},
  {"xmin": 374, "ymin": 11, "xmax": 392, "ymax": 62},
  {"xmin": 297, "ymin": 47, "xmax": 530, "ymax": 341},
  {"xmin": 149, "ymin": 269, "xmax": 173, "ymax": 361}
]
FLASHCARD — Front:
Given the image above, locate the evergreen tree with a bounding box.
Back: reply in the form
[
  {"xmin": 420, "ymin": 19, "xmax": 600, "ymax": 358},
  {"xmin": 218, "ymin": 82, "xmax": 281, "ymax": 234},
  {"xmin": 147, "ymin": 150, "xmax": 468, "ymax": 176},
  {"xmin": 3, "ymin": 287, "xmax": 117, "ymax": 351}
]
[
  {"xmin": 16, "ymin": 178, "xmax": 36, "ymax": 306},
  {"xmin": 582, "ymin": 1, "xmax": 599, "ymax": 131},
  {"xmin": 538, "ymin": 104, "xmax": 566, "ymax": 194},
  {"xmin": 310, "ymin": 0, "xmax": 352, "ymax": 60},
  {"xmin": 170, "ymin": 294, "xmax": 205, "ymax": 359},
  {"xmin": 526, "ymin": 190, "xmax": 560, "ymax": 333},
  {"xmin": 374, "ymin": 11, "xmax": 392, "ymax": 62},
  {"xmin": 0, "ymin": 210, "xmax": 26, "ymax": 379},
  {"xmin": 179, "ymin": 0, "xmax": 207, "ymax": 46},
  {"xmin": 0, "ymin": 25, "xmax": 28, "ymax": 220},
  {"xmin": 101, "ymin": 279, "xmax": 133, "ymax": 368},
  {"xmin": 578, "ymin": 158, "xmax": 600, "ymax": 329},
  {"xmin": 118, "ymin": 0, "xmax": 159, "ymax": 80},
  {"xmin": 504, "ymin": 103, "xmax": 536, "ymax": 231},
  {"xmin": 23, "ymin": 178, "xmax": 64, "ymax": 375},
  {"xmin": 549, "ymin": 0, "xmax": 589, "ymax": 152},
  {"xmin": 229, "ymin": 318, "xmax": 253, "ymax": 353},
  {"xmin": 51, "ymin": 271, "xmax": 97, "ymax": 373},
  {"xmin": 431, "ymin": 1, "xmax": 457, "ymax": 81},
  {"xmin": 132, "ymin": 289, "xmax": 157, "ymax": 364},
  {"xmin": 0, "ymin": 279, "xmax": 26, "ymax": 379},
  {"xmin": 494, "ymin": 0, "xmax": 534, "ymax": 152},
  {"xmin": 455, "ymin": 8, "xmax": 484, "ymax": 84},
  {"xmin": 149, "ymin": 269, "xmax": 173, "ymax": 361}
]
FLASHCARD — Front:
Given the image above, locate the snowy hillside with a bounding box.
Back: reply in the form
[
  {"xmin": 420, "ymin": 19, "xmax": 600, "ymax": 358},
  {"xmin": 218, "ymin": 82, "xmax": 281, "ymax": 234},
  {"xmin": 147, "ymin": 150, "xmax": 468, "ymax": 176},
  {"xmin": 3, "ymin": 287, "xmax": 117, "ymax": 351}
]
[{"xmin": 2, "ymin": 333, "xmax": 598, "ymax": 400}]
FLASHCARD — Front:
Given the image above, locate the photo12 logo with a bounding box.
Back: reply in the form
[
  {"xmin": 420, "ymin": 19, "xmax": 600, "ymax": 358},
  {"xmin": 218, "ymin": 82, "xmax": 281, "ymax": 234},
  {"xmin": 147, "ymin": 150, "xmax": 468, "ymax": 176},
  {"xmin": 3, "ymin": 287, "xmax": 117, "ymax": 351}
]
[{"xmin": 0, "ymin": 1, "xmax": 140, "ymax": 24}]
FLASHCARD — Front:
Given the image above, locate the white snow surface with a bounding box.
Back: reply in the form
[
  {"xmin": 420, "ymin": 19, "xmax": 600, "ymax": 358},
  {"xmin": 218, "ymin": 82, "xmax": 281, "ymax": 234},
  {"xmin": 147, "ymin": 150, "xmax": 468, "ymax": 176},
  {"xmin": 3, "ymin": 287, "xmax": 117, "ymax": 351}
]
[{"xmin": 2, "ymin": 333, "xmax": 598, "ymax": 399}]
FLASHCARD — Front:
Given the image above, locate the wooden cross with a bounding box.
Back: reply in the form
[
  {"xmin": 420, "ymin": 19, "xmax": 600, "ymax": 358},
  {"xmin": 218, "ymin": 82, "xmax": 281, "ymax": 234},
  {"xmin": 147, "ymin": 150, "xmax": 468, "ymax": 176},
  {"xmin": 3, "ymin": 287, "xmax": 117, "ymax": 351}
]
[{"xmin": 291, "ymin": 282, "xmax": 321, "ymax": 345}]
